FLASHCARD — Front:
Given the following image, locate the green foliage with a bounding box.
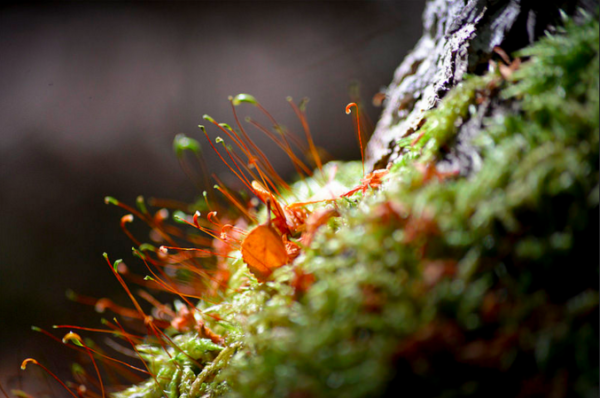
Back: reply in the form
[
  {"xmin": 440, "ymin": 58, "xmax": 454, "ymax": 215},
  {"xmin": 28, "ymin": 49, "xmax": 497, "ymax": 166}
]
[
  {"xmin": 401, "ymin": 73, "xmax": 494, "ymax": 160},
  {"xmin": 113, "ymin": 334, "xmax": 223, "ymax": 398}
]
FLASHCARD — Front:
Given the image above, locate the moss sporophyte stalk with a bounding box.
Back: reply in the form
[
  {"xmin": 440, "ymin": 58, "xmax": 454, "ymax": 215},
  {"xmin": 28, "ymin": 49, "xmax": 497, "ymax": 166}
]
[{"xmin": 18, "ymin": 14, "xmax": 599, "ymax": 398}]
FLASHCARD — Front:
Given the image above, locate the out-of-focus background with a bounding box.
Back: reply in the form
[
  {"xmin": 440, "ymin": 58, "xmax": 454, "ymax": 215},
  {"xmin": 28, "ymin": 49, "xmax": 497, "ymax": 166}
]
[{"xmin": 0, "ymin": 1, "xmax": 426, "ymax": 394}]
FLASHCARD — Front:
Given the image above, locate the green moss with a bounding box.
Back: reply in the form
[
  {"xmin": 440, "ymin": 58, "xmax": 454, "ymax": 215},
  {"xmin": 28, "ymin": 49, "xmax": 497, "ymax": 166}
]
[
  {"xmin": 395, "ymin": 73, "xmax": 494, "ymax": 163},
  {"xmin": 113, "ymin": 334, "xmax": 223, "ymax": 398},
  {"xmin": 115, "ymin": 14, "xmax": 598, "ymax": 398}
]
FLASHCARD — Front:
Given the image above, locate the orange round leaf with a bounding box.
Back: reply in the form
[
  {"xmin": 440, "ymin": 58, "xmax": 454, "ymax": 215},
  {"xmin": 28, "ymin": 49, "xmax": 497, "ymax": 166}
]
[{"xmin": 241, "ymin": 225, "xmax": 289, "ymax": 282}]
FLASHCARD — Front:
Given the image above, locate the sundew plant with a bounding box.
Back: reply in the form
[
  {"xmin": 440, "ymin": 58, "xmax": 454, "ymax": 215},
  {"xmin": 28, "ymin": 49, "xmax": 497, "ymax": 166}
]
[{"xmin": 16, "ymin": 12, "xmax": 599, "ymax": 398}]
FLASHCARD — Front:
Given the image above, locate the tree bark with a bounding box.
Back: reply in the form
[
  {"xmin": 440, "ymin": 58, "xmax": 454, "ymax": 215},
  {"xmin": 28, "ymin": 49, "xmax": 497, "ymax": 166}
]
[{"xmin": 366, "ymin": 0, "xmax": 599, "ymax": 171}]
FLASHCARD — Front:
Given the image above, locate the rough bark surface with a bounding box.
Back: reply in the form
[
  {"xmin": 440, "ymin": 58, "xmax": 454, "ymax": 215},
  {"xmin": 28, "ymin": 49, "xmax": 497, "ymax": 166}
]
[{"xmin": 367, "ymin": 0, "xmax": 598, "ymax": 172}]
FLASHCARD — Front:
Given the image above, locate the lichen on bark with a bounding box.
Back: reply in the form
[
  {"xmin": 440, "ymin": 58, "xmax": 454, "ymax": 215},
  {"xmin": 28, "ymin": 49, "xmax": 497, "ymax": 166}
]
[{"xmin": 367, "ymin": 0, "xmax": 598, "ymax": 172}]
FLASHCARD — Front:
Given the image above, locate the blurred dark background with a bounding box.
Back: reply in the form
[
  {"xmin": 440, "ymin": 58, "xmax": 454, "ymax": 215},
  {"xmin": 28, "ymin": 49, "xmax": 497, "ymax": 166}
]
[{"xmin": 0, "ymin": 0, "xmax": 426, "ymax": 393}]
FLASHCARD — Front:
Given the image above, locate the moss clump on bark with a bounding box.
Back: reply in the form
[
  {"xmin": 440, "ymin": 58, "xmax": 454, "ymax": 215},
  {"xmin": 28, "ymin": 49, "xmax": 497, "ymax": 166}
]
[{"xmin": 112, "ymin": 13, "xmax": 598, "ymax": 398}]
